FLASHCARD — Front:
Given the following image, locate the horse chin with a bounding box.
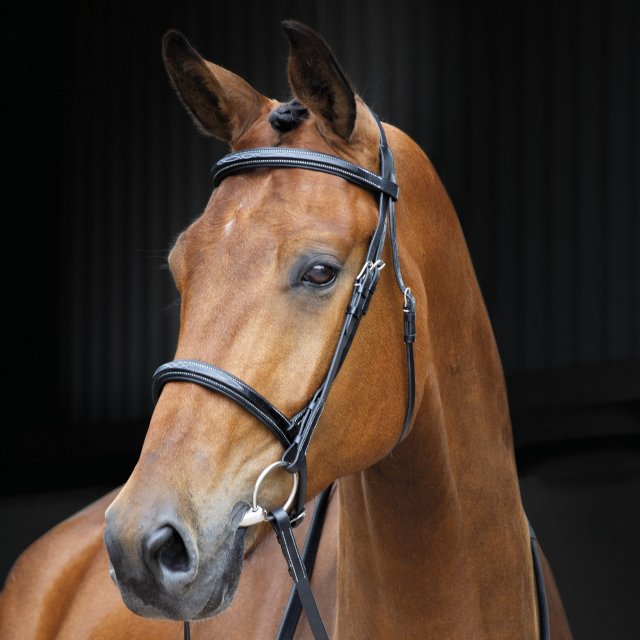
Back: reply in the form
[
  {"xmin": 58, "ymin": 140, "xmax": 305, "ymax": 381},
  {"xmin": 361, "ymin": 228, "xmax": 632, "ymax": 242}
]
[
  {"xmin": 110, "ymin": 524, "xmax": 247, "ymax": 621},
  {"xmin": 193, "ymin": 525, "xmax": 247, "ymax": 620}
]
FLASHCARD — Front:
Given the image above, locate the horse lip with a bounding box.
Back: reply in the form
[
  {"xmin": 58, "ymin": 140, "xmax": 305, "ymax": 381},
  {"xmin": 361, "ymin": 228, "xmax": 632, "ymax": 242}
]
[
  {"xmin": 231, "ymin": 500, "xmax": 252, "ymax": 527},
  {"xmin": 195, "ymin": 524, "xmax": 247, "ymax": 618}
]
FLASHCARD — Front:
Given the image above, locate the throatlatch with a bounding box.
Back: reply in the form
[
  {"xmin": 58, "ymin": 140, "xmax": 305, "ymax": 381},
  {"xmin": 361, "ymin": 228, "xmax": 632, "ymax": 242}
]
[{"xmin": 152, "ymin": 110, "xmax": 415, "ymax": 640}]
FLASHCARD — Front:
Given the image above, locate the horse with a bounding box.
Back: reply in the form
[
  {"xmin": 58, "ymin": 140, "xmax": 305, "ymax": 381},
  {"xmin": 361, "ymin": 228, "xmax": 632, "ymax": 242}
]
[{"xmin": 0, "ymin": 21, "xmax": 572, "ymax": 639}]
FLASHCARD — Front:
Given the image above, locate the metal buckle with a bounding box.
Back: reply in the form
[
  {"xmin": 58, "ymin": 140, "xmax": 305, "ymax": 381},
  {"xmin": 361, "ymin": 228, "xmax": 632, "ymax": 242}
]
[
  {"xmin": 355, "ymin": 259, "xmax": 385, "ymax": 283},
  {"xmin": 238, "ymin": 461, "xmax": 299, "ymax": 527},
  {"xmin": 403, "ymin": 286, "xmax": 412, "ymax": 309}
]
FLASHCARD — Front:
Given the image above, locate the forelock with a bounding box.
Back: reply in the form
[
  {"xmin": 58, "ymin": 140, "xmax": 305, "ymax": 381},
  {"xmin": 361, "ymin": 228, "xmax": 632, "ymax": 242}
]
[{"xmin": 268, "ymin": 99, "xmax": 309, "ymax": 133}]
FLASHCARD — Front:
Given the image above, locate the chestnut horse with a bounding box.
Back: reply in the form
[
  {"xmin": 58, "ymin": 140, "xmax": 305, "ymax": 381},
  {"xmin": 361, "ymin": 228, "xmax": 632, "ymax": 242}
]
[{"xmin": 0, "ymin": 21, "xmax": 572, "ymax": 639}]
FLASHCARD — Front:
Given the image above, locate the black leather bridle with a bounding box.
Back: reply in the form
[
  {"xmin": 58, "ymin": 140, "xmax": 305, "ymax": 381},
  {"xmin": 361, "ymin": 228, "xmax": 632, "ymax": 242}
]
[
  {"xmin": 151, "ymin": 111, "xmax": 549, "ymax": 640},
  {"xmin": 152, "ymin": 110, "xmax": 413, "ymax": 639}
]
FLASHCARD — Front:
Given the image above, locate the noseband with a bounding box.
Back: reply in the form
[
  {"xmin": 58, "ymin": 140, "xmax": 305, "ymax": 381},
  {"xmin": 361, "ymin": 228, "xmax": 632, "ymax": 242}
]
[{"xmin": 152, "ymin": 111, "xmax": 415, "ymax": 638}]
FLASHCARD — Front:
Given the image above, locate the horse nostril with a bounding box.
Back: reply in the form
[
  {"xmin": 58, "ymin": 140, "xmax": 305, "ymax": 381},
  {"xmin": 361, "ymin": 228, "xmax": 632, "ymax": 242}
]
[{"xmin": 144, "ymin": 524, "xmax": 194, "ymax": 576}]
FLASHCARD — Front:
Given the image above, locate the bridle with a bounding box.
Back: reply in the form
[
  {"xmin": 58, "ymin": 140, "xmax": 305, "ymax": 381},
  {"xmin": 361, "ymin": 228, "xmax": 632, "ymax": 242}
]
[
  {"xmin": 152, "ymin": 110, "xmax": 413, "ymax": 639},
  {"xmin": 150, "ymin": 110, "xmax": 549, "ymax": 640},
  {"xmin": 153, "ymin": 110, "xmax": 415, "ymax": 518}
]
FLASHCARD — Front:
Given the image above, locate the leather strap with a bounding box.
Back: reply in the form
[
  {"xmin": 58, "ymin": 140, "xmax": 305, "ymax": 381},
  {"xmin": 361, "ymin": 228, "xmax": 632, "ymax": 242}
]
[
  {"xmin": 152, "ymin": 360, "xmax": 296, "ymax": 449},
  {"xmin": 212, "ymin": 147, "xmax": 399, "ymax": 201},
  {"xmin": 398, "ymin": 292, "xmax": 416, "ymax": 443},
  {"xmin": 529, "ymin": 522, "xmax": 551, "ymax": 640},
  {"xmin": 280, "ymin": 257, "xmax": 387, "ymax": 474},
  {"xmin": 276, "ymin": 486, "xmax": 332, "ymax": 640},
  {"xmin": 280, "ymin": 112, "xmax": 415, "ymax": 473},
  {"xmin": 270, "ymin": 507, "xmax": 329, "ymax": 640}
]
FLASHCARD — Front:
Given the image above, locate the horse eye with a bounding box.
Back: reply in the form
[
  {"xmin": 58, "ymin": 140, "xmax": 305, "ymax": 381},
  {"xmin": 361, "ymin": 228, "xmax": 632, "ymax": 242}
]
[{"xmin": 302, "ymin": 264, "xmax": 338, "ymax": 287}]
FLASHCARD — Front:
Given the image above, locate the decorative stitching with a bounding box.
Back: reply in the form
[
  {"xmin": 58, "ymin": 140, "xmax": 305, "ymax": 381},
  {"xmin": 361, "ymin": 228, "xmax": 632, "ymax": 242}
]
[
  {"xmin": 217, "ymin": 147, "xmax": 380, "ymax": 180},
  {"xmin": 172, "ymin": 360, "xmax": 276, "ymax": 405},
  {"xmin": 212, "ymin": 149, "xmax": 399, "ymax": 200},
  {"xmin": 214, "ymin": 159, "xmax": 394, "ymax": 196},
  {"xmin": 279, "ymin": 525, "xmax": 299, "ymax": 583},
  {"xmin": 289, "ymin": 529, "xmax": 308, "ymax": 580},
  {"xmin": 157, "ymin": 359, "xmax": 292, "ymax": 426}
]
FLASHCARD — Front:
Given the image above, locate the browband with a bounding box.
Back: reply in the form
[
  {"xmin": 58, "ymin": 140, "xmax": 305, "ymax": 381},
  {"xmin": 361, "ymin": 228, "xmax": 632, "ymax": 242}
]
[{"xmin": 212, "ymin": 147, "xmax": 399, "ymax": 201}]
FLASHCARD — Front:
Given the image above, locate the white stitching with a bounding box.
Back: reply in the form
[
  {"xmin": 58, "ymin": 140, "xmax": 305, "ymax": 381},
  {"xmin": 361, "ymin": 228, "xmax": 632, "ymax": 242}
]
[
  {"xmin": 216, "ymin": 158, "xmax": 388, "ymax": 194},
  {"xmin": 218, "ymin": 147, "xmax": 380, "ymax": 180},
  {"xmin": 289, "ymin": 528, "xmax": 307, "ymax": 580},
  {"xmin": 175, "ymin": 360, "xmax": 272, "ymax": 401},
  {"xmin": 214, "ymin": 149, "xmax": 399, "ymax": 198},
  {"xmin": 166, "ymin": 360, "xmax": 290, "ymax": 424},
  {"xmin": 280, "ymin": 525, "xmax": 299, "ymax": 582}
]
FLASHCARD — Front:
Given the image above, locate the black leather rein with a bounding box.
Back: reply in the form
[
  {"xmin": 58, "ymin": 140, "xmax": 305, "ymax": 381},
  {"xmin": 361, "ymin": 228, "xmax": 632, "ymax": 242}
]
[{"xmin": 152, "ymin": 111, "xmax": 416, "ymax": 640}]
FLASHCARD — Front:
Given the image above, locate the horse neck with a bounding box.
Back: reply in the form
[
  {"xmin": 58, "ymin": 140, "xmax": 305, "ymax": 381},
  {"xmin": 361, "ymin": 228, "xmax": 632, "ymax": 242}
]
[{"xmin": 333, "ymin": 141, "xmax": 537, "ymax": 638}]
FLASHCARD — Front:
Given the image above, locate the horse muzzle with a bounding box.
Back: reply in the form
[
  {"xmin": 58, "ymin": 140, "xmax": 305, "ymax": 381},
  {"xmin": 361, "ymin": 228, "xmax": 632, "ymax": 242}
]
[{"xmin": 104, "ymin": 501, "xmax": 247, "ymax": 620}]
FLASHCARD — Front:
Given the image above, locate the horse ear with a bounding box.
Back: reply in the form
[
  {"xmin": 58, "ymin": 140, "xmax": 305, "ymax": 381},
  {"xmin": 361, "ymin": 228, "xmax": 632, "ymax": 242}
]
[
  {"xmin": 282, "ymin": 20, "xmax": 357, "ymax": 141},
  {"xmin": 162, "ymin": 30, "xmax": 268, "ymax": 142}
]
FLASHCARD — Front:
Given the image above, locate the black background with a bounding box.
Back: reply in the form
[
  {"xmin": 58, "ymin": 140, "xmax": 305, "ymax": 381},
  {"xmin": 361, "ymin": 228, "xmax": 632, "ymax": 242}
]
[{"xmin": 1, "ymin": 1, "xmax": 638, "ymax": 637}]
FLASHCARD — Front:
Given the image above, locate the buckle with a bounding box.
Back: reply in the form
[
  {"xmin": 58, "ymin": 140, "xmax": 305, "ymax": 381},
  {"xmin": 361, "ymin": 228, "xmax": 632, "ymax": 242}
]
[{"xmin": 355, "ymin": 259, "xmax": 385, "ymax": 283}]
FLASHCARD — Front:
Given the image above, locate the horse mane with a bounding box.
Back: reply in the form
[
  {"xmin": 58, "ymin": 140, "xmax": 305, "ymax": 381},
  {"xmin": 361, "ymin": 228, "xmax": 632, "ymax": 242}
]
[{"xmin": 268, "ymin": 99, "xmax": 309, "ymax": 132}]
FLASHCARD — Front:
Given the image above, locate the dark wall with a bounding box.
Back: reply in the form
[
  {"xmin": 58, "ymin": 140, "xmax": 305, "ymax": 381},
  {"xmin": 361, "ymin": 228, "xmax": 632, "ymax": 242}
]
[
  {"xmin": 2, "ymin": 0, "xmax": 638, "ymax": 481},
  {"xmin": 2, "ymin": 4, "xmax": 74, "ymax": 491},
  {"xmin": 4, "ymin": 1, "xmax": 638, "ymax": 476},
  {"xmin": 60, "ymin": 0, "xmax": 640, "ymax": 428}
]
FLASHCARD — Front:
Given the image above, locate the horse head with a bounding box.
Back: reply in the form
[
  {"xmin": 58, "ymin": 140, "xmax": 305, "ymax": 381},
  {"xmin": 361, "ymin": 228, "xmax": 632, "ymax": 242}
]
[{"xmin": 104, "ymin": 21, "xmax": 427, "ymax": 621}]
